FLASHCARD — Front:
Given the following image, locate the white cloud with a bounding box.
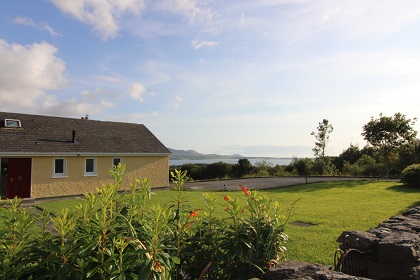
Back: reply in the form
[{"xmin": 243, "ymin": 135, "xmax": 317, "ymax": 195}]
[
  {"xmin": 155, "ymin": 0, "xmax": 213, "ymax": 24},
  {"xmin": 12, "ymin": 16, "xmax": 60, "ymax": 37},
  {"xmin": 127, "ymin": 82, "xmax": 146, "ymax": 102},
  {"xmin": 93, "ymin": 75, "xmax": 122, "ymax": 83},
  {"xmin": 191, "ymin": 40, "xmax": 219, "ymax": 49},
  {"xmin": 0, "ymin": 39, "xmax": 117, "ymax": 117},
  {"xmin": 50, "ymin": 0, "xmax": 145, "ymax": 40},
  {"xmin": 0, "ymin": 39, "xmax": 67, "ymax": 111},
  {"xmin": 42, "ymin": 98, "xmax": 114, "ymax": 117},
  {"xmin": 114, "ymin": 112, "xmax": 158, "ymax": 123},
  {"xmin": 169, "ymin": 96, "xmax": 182, "ymax": 108},
  {"xmin": 80, "ymin": 88, "xmax": 117, "ymax": 102}
]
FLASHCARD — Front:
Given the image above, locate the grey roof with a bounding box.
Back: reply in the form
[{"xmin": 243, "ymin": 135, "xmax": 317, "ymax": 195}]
[{"xmin": 0, "ymin": 112, "xmax": 171, "ymax": 155}]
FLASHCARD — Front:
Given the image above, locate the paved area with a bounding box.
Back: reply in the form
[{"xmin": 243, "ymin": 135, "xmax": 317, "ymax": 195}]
[{"xmin": 182, "ymin": 176, "xmax": 386, "ymax": 191}]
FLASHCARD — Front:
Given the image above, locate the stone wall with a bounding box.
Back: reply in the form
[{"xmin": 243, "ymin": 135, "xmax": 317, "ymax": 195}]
[
  {"xmin": 336, "ymin": 206, "xmax": 420, "ymax": 279},
  {"xmin": 260, "ymin": 206, "xmax": 420, "ymax": 280}
]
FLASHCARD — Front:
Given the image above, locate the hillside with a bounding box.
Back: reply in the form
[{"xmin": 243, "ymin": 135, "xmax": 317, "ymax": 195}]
[{"xmin": 168, "ymin": 148, "xmax": 243, "ymax": 160}]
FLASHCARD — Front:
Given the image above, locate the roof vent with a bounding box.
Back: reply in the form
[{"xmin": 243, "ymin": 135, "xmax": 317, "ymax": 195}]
[{"xmin": 4, "ymin": 119, "xmax": 22, "ymax": 128}]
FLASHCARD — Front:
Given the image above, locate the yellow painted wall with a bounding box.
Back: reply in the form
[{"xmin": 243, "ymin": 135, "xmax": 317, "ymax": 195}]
[{"xmin": 31, "ymin": 156, "xmax": 169, "ymax": 198}]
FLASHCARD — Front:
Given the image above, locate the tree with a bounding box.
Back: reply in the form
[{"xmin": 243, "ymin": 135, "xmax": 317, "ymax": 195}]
[
  {"xmin": 361, "ymin": 112, "xmax": 417, "ymax": 176},
  {"xmin": 292, "ymin": 158, "xmax": 314, "ymax": 177},
  {"xmin": 333, "ymin": 144, "xmax": 362, "ymax": 172},
  {"xmin": 311, "ymin": 119, "xmax": 333, "ymax": 174},
  {"xmin": 232, "ymin": 158, "xmax": 253, "ymax": 177}
]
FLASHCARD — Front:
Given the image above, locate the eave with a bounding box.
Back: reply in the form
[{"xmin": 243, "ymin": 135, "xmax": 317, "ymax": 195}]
[{"xmin": 0, "ymin": 152, "xmax": 172, "ymax": 157}]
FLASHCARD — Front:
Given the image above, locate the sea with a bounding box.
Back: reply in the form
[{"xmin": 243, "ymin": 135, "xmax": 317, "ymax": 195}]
[{"xmin": 169, "ymin": 158, "xmax": 293, "ymax": 167}]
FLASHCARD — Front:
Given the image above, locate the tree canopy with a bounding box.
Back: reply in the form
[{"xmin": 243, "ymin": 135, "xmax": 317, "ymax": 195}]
[
  {"xmin": 361, "ymin": 112, "xmax": 417, "ymax": 176},
  {"xmin": 361, "ymin": 113, "xmax": 417, "ymax": 153}
]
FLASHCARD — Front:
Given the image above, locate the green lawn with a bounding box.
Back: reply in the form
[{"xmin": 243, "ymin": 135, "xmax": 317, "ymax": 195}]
[{"xmin": 5, "ymin": 180, "xmax": 420, "ymax": 265}]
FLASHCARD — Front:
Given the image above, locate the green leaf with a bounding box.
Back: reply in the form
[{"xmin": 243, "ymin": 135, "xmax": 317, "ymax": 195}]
[
  {"xmin": 137, "ymin": 259, "xmax": 153, "ymax": 280},
  {"xmin": 86, "ymin": 266, "xmax": 100, "ymax": 278},
  {"xmin": 76, "ymin": 241, "xmax": 98, "ymax": 255},
  {"xmin": 171, "ymin": 256, "xmax": 180, "ymax": 265}
]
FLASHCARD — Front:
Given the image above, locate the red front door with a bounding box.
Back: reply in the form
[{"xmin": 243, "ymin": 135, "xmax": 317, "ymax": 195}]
[{"xmin": 7, "ymin": 158, "xmax": 32, "ymax": 199}]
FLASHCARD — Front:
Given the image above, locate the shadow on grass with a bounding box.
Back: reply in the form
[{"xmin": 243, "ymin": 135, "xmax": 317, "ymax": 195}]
[
  {"xmin": 265, "ymin": 180, "xmax": 376, "ymax": 194},
  {"xmin": 386, "ymin": 184, "xmax": 420, "ymax": 194},
  {"xmin": 406, "ymin": 201, "xmax": 420, "ymax": 208}
]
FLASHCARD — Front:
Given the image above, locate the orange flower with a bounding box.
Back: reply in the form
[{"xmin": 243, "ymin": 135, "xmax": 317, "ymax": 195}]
[
  {"xmin": 241, "ymin": 185, "xmax": 250, "ymax": 195},
  {"xmin": 225, "ymin": 207, "xmax": 229, "ymax": 211},
  {"xmin": 224, "ymin": 196, "xmax": 230, "ymax": 201},
  {"xmin": 241, "ymin": 209, "xmax": 245, "ymax": 214},
  {"xmin": 187, "ymin": 210, "xmax": 198, "ymax": 220}
]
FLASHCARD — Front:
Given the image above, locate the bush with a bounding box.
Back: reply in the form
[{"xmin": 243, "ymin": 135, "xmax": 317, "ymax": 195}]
[
  {"xmin": 292, "ymin": 158, "xmax": 314, "ymax": 177},
  {"xmin": 401, "ymin": 164, "xmax": 420, "ymax": 187},
  {"xmin": 342, "ymin": 155, "xmax": 384, "ymax": 177},
  {"xmin": 0, "ymin": 165, "xmax": 289, "ymax": 279}
]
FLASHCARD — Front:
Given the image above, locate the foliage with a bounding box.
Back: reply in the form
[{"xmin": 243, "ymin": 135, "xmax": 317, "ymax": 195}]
[
  {"xmin": 396, "ymin": 139, "xmax": 420, "ymax": 174},
  {"xmin": 206, "ymin": 162, "xmax": 232, "ymax": 179},
  {"xmin": 24, "ymin": 180, "xmax": 420, "ymax": 266},
  {"xmin": 171, "ymin": 158, "xmax": 292, "ymax": 181},
  {"xmin": 311, "ymin": 157, "xmax": 338, "ymax": 175},
  {"xmin": 401, "ymin": 164, "xmax": 420, "ymax": 187},
  {"xmin": 290, "ymin": 157, "xmax": 338, "ymax": 176},
  {"xmin": 311, "ymin": 119, "xmax": 334, "ymax": 174},
  {"xmin": 361, "ymin": 112, "xmax": 418, "ymax": 176},
  {"xmin": 246, "ymin": 161, "xmax": 288, "ymax": 177},
  {"xmin": 342, "ymin": 155, "xmax": 384, "ymax": 177},
  {"xmin": 292, "ymin": 158, "xmax": 314, "ymax": 177},
  {"xmin": 181, "ymin": 187, "xmax": 288, "ymax": 279},
  {"xmin": 333, "ymin": 144, "xmax": 363, "ymax": 172},
  {"xmin": 0, "ymin": 165, "xmax": 289, "ymax": 280},
  {"xmin": 231, "ymin": 158, "xmax": 254, "ymax": 177}
]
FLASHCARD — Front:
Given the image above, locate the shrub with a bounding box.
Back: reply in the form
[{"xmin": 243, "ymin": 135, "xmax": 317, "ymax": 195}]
[
  {"xmin": 401, "ymin": 164, "xmax": 420, "ymax": 187},
  {"xmin": 0, "ymin": 165, "xmax": 289, "ymax": 279},
  {"xmin": 292, "ymin": 158, "xmax": 314, "ymax": 177}
]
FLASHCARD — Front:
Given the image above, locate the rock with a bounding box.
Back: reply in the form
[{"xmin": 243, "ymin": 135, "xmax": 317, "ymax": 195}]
[
  {"xmin": 263, "ymin": 207, "xmax": 420, "ymax": 280},
  {"xmin": 261, "ymin": 261, "xmax": 370, "ymax": 280},
  {"xmin": 367, "ymin": 261, "xmax": 419, "ymax": 280},
  {"xmin": 336, "ymin": 230, "xmax": 379, "ymax": 251},
  {"xmin": 376, "ymin": 232, "xmax": 420, "ymax": 264}
]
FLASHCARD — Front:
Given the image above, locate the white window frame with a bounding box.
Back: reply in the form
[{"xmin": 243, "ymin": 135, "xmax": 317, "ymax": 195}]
[
  {"xmin": 112, "ymin": 157, "xmax": 122, "ymax": 167},
  {"xmin": 84, "ymin": 158, "xmax": 97, "ymax": 176},
  {"xmin": 53, "ymin": 158, "xmax": 67, "ymax": 178},
  {"xmin": 4, "ymin": 119, "xmax": 22, "ymax": 128}
]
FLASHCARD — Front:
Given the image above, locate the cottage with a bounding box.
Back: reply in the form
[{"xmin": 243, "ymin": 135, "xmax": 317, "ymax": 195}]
[{"xmin": 0, "ymin": 112, "xmax": 171, "ymax": 199}]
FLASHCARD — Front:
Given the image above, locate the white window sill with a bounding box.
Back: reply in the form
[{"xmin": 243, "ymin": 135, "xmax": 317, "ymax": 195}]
[
  {"xmin": 51, "ymin": 175, "xmax": 68, "ymax": 179},
  {"xmin": 83, "ymin": 174, "xmax": 97, "ymax": 177}
]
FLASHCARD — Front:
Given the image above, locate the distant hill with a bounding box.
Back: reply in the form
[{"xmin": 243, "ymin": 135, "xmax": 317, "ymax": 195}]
[{"xmin": 168, "ymin": 148, "xmax": 243, "ymax": 160}]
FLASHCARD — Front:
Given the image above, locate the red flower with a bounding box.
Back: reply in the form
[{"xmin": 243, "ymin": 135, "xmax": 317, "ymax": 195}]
[
  {"xmin": 224, "ymin": 196, "xmax": 230, "ymax": 201},
  {"xmin": 187, "ymin": 210, "xmax": 198, "ymax": 220},
  {"xmin": 241, "ymin": 185, "xmax": 250, "ymax": 195},
  {"xmin": 225, "ymin": 207, "xmax": 229, "ymax": 211}
]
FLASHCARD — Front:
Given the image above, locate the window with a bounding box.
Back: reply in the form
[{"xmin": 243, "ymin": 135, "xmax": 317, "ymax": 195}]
[
  {"xmin": 113, "ymin": 158, "xmax": 122, "ymax": 167},
  {"xmin": 4, "ymin": 119, "xmax": 21, "ymax": 128},
  {"xmin": 53, "ymin": 158, "xmax": 66, "ymax": 177},
  {"xmin": 84, "ymin": 158, "xmax": 96, "ymax": 176}
]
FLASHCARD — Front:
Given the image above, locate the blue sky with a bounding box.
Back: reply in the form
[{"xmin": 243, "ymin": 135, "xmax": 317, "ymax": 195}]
[{"xmin": 1, "ymin": 1, "xmax": 420, "ymax": 157}]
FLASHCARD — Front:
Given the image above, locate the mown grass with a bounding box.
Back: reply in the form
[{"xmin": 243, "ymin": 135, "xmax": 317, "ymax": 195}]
[{"xmin": 3, "ymin": 180, "xmax": 420, "ymax": 265}]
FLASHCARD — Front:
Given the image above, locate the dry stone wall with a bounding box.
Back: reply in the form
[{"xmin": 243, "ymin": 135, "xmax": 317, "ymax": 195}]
[
  {"xmin": 259, "ymin": 206, "xmax": 420, "ymax": 280},
  {"xmin": 336, "ymin": 206, "xmax": 420, "ymax": 279}
]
